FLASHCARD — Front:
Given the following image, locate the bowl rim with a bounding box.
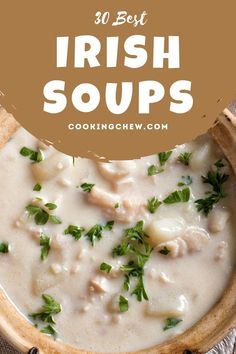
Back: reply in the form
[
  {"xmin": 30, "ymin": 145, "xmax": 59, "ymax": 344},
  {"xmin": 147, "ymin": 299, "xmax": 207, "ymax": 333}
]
[{"xmin": 0, "ymin": 109, "xmax": 235, "ymax": 354}]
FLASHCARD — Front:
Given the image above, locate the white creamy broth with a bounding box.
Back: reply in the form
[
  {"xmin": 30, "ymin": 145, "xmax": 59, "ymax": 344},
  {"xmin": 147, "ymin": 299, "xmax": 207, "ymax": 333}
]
[{"xmin": 0, "ymin": 128, "xmax": 235, "ymax": 353}]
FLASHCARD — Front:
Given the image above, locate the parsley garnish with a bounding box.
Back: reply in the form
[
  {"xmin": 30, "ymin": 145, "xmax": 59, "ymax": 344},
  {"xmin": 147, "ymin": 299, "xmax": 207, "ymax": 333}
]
[
  {"xmin": 20, "ymin": 147, "xmax": 44, "ymax": 163},
  {"xmin": 195, "ymin": 162, "xmax": 229, "ymax": 215},
  {"xmin": 26, "ymin": 204, "xmax": 62, "ymax": 225},
  {"xmin": 147, "ymin": 197, "xmax": 162, "ymax": 214},
  {"xmin": 33, "ymin": 183, "xmax": 42, "ymax": 192},
  {"xmin": 159, "ymin": 246, "xmax": 170, "ymax": 255},
  {"xmin": 163, "ymin": 188, "xmax": 190, "ymax": 204},
  {"xmin": 163, "ymin": 317, "xmax": 182, "ymax": 331},
  {"xmin": 64, "ymin": 225, "xmax": 85, "ymax": 241},
  {"xmin": 49, "ymin": 215, "xmax": 62, "ymax": 224},
  {"xmin": 45, "ymin": 203, "xmax": 57, "ymax": 210},
  {"xmin": 86, "ymin": 220, "xmax": 114, "ymax": 245},
  {"xmin": 113, "ymin": 221, "xmax": 152, "ymax": 305},
  {"xmin": 0, "ymin": 242, "xmax": 9, "ymax": 254},
  {"xmin": 177, "ymin": 152, "xmax": 192, "ymax": 166},
  {"xmin": 177, "ymin": 176, "xmax": 193, "ymax": 187},
  {"xmin": 100, "ymin": 262, "xmax": 112, "ymax": 273},
  {"xmin": 119, "ymin": 295, "xmax": 129, "ymax": 313},
  {"xmin": 41, "ymin": 325, "xmax": 57, "ymax": 338},
  {"xmin": 30, "ymin": 294, "xmax": 61, "ymax": 336},
  {"xmin": 80, "ymin": 183, "xmax": 95, "ymax": 193},
  {"xmin": 158, "ymin": 151, "xmax": 172, "ymax": 166},
  {"xmin": 114, "ymin": 202, "xmax": 120, "ymax": 209},
  {"xmin": 40, "ymin": 234, "xmax": 51, "ymax": 261},
  {"xmin": 147, "ymin": 165, "xmax": 163, "ymax": 176}
]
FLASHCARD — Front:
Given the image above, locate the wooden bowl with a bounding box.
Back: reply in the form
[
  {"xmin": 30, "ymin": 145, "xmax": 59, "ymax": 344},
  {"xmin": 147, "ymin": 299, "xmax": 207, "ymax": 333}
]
[{"xmin": 0, "ymin": 109, "xmax": 235, "ymax": 354}]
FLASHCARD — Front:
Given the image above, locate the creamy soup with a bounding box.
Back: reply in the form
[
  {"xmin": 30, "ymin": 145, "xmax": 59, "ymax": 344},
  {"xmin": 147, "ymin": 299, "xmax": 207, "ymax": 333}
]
[{"xmin": 0, "ymin": 126, "xmax": 235, "ymax": 353}]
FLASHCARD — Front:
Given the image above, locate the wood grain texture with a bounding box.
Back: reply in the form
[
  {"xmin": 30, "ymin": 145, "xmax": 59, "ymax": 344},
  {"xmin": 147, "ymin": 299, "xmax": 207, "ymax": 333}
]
[{"xmin": 0, "ymin": 110, "xmax": 235, "ymax": 354}]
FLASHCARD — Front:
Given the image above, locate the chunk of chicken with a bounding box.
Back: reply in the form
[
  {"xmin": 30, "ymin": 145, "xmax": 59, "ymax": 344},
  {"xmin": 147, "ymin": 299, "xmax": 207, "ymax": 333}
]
[
  {"xmin": 97, "ymin": 161, "xmax": 136, "ymax": 183},
  {"xmin": 89, "ymin": 276, "xmax": 110, "ymax": 294},
  {"xmin": 157, "ymin": 227, "xmax": 210, "ymax": 258},
  {"xmin": 208, "ymin": 208, "xmax": 230, "ymax": 233},
  {"xmin": 87, "ymin": 186, "xmax": 144, "ymax": 223}
]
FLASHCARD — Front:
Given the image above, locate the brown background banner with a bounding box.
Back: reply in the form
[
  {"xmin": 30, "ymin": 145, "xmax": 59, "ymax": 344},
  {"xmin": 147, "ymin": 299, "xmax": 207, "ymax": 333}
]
[{"xmin": 0, "ymin": 0, "xmax": 235, "ymax": 160}]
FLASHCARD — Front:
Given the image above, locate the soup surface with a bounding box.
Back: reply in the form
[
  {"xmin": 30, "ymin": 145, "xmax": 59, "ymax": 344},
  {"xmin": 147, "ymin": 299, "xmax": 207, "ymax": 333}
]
[{"xmin": 0, "ymin": 125, "xmax": 235, "ymax": 353}]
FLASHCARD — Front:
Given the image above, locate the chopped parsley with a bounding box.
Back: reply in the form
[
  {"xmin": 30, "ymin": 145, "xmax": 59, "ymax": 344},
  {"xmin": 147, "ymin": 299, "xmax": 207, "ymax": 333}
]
[
  {"xmin": 119, "ymin": 295, "xmax": 129, "ymax": 313},
  {"xmin": 147, "ymin": 197, "xmax": 162, "ymax": 214},
  {"xmin": 41, "ymin": 324, "xmax": 57, "ymax": 338},
  {"xmin": 163, "ymin": 188, "xmax": 190, "ymax": 204},
  {"xmin": 0, "ymin": 242, "xmax": 9, "ymax": 254},
  {"xmin": 177, "ymin": 152, "xmax": 192, "ymax": 166},
  {"xmin": 215, "ymin": 159, "xmax": 224, "ymax": 169},
  {"xmin": 26, "ymin": 204, "xmax": 62, "ymax": 225},
  {"xmin": 114, "ymin": 202, "xmax": 120, "ymax": 209},
  {"xmin": 100, "ymin": 262, "xmax": 112, "ymax": 274},
  {"xmin": 40, "ymin": 234, "xmax": 51, "ymax": 261},
  {"xmin": 195, "ymin": 161, "xmax": 229, "ymax": 215},
  {"xmin": 113, "ymin": 221, "xmax": 152, "ymax": 305},
  {"xmin": 86, "ymin": 220, "xmax": 114, "ymax": 245},
  {"xmin": 147, "ymin": 165, "xmax": 163, "ymax": 176},
  {"xmin": 49, "ymin": 215, "xmax": 62, "ymax": 224},
  {"xmin": 159, "ymin": 246, "xmax": 170, "ymax": 255},
  {"xmin": 163, "ymin": 317, "xmax": 182, "ymax": 331},
  {"xmin": 33, "ymin": 183, "xmax": 42, "ymax": 192},
  {"xmin": 158, "ymin": 150, "xmax": 172, "ymax": 166},
  {"xmin": 20, "ymin": 147, "xmax": 44, "ymax": 163},
  {"xmin": 64, "ymin": 225, "xmax": 85, "ymax": 241},
  {"xmin": 80, "ymin": 183, "xmax": 95, "ymax": 193},
  {"xmin": 177, "ymin": 176, "xmax": 193, "ymax": 187},
  {"xmin": 30, "ymin": 294, "xmax": 61, "ymax": 337},
  {"xmin": 45, "ymin": 203, "xmax": 57, "ymax": 210}
]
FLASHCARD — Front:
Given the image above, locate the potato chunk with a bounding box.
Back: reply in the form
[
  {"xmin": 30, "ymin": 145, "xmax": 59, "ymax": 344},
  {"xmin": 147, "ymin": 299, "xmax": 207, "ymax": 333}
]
[
  {"xmin": 31, "ymin": 152, "xmax": 71, "ymax": 182},
  {"xmin": 145, "ymin": 217, "xmax": 186, "ymax": 247},
  {"xmin": 146, "ymin": 294, "xmax": 188, "ymax": 318}
]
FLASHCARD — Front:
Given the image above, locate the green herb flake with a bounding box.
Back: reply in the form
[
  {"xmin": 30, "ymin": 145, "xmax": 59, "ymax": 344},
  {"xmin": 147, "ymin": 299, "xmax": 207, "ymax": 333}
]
[
  {"xmin": 177, "ymin": 152, "xmax": 192, "ymax": 166},
  {"xmin": 114, "ymin": 202, "xmax": 120, "ymax": 209},
  {"xmin": 49, "ymin": 215, "xmax": 62, "ymax": 225},
  {"xmin": 159, "ymin": 246, "xmax": 170, "ymax": 255},
  {"xmin": 80, "ymin": 183, "xmax": 95, "ymax": 193},
  {"xmin": 163, "ymin": 188, "xmax": 190, "ymax": 204},
  {"xmin": 40, "ymin": 233, "xmax": 51, "ymax": 261},
  {"xmin": 163, "ymin": 317, "xmax": 182, "ymax": 331},
  {"xmin": 177, "ymin": 176, "xmax": 193, "ymax": 187},
  {"xmin": 147, "ymin": 165, "xmax": 163, "ymax": 176},
  {"xmin": 119, "ymin": 295, "xmax": 129, "ymax": 313},
  {"xmin": 30, "ymin": 294, "xmax": 61, "ymax": 325},
  {"xmin": 195, "ymin": 163, "xmax": 229, "ymax": 215},
  {"xmin": 100, "ymin": 262, "xmax": 112, "ymax": 274},
  {"xmin": 20, "ymin": 147, "xmax": 44, "ymax": 163},
  {"xmin": 64, "ymin": 225, "xmax": 85, "ymax": 241},
  {"xmin": 158, "ymin": 151, "xmax": 173, "ymax": 166},
  {"xmin": 215, "ymin": 159, "xmax": 224, "ymax": 169},
  {"xmin": 86, "ymin": 220, "xmax": 114, "ymax": 246},
  {"xmin": 26, "ymin": 204, "xmax": 61, "ymax": 225},
  {"xmin": 0, "ymin": 242, "xmax": 9, "ymax": 254},
  {"xmin": 45, "ymin": 203, "xmax": 57, "ymax": 210},
  {"xmin": 41, "ymin": 324, "xmax": 57, "ymax": 338},
  {"xmin": 33, "ymin": 183, "xmax": 42, "ymax": 192},
  {"xmin": 147, "ymin": 197, "xmax": 162, "ymax": 214}
]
